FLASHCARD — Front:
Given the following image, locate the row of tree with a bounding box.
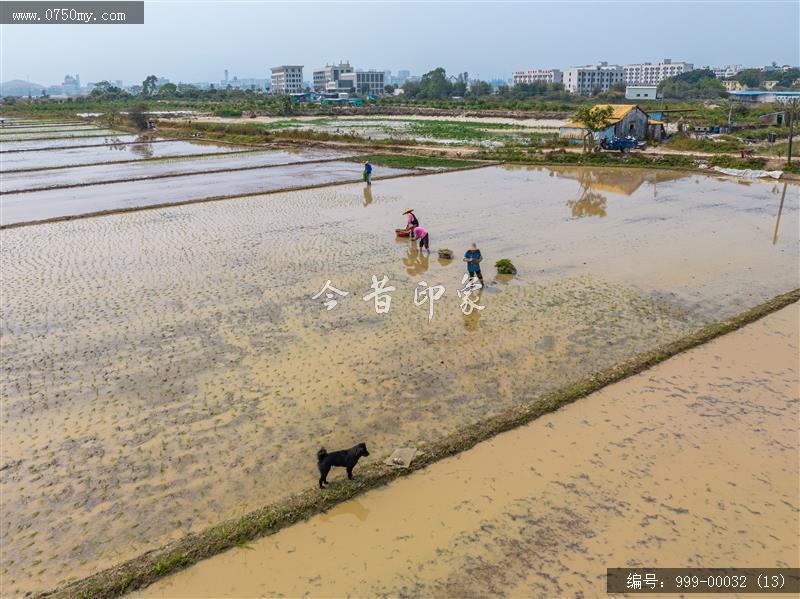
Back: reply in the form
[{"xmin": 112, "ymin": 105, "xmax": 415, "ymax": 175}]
[
  {"xmin": 398, "ymin": 67, "xmax": 578, "ymax": 101},
  {"xmin": 657, "ymin": 66, "xmax": 800, "ymax": 100},
  {"xmin": 400, "ymin": 68, "xmax": 497, "ymax": 100},
  {"xmin": 658, "ymin": 69, "xmax": 727, "ymax": 99},
  {"xmin": 90, "ymin": 76, "xmax": 400, "ymax": 101},
  {"xmin": 727, "ymin": 66, "xmax": 800, "ymax": 89},
  {"xmin": 401, "ymin": 66, "xmax": 740, "ymax": 103},
  {"xmin": 88, "ymin": 75, "xmax": 275, "ymax": 102}
]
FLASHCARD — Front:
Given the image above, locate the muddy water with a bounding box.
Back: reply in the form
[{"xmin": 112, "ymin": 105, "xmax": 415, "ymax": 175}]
[
  {"xmin": 1, "ymin": 161, "xmax": 412, "ymax": 224},
  {"xmin": 0, "ymin": 139, "xmax": 252, "ymax": 170},
  {"xmin": 197, "ymin": 115, "xmax": 556, "ymax": 145},
  {"xmin": 0, "ymin": 121, "xmax": 89, "ymax": 128},
  {"xmin": 0, "ymin": 128, "xmax": 121, "ymax": 141},
  {"xmin": 355, "ymin": 165, "xmax": 799, "ymax": 314},
  {"xmin": 1, "ymin": 149, "xmax": 354, "ymax": 192},
  {"xmin": 0, "ymin": 117, "xmax": 85, "ymax": 124},
  {"xmin": 0, "ymin": 166, "xmax": 797, "ymax": 594},
  {"xmin": 0, "ymin": 134, "xmax": 164, "ymax": 153},
  {"xmin": 199, "ymin": 114, "xmax": 567, "ymax": 129},
  {"xmin": 136, "ymin": 303, "xmax": 799, "ymax": 598},
  {"xmin": 341, "ymin": 114, "xmax": 567, "ymax": 128},
  {"xmin": 0, "ymin": 126, "xmax": 101, "ymax": 135}
]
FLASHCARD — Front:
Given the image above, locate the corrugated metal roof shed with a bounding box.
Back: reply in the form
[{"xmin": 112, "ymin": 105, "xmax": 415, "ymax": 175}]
[{"xmin": 565, "ymin": 104, "xmax": 638, "ymax": 128}]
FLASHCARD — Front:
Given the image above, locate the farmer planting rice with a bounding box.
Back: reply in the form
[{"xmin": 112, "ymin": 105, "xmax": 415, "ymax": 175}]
[
  {"xmin": 403, "ymin": 207, "xmax": 419, "ymax": 238},
  {"xmin": 464, "ymin": 242, "xmax": 484, "ymax": 284},
  {"xmin": 413, "ymin": 224, "xmax": 430, "ymax": 251},
  {"xmin": 363, "ymin": 160, "xmax": 373, "ymax": 185},
  {"xmin": 2, "ymin": 118, "xmax": 797, "ymax": 595}
]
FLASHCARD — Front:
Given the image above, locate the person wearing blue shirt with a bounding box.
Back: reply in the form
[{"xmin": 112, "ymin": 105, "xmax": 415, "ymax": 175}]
[
  {"xmin": 363, "ymin": 160, "xmax": 373, "ymax": 185},
  {"xmin": 463, "ymin": 243, "xmax": 483, "ymax": 284}
]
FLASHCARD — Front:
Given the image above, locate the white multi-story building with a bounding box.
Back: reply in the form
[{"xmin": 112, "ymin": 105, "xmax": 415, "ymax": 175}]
[
  {"xmin": 712, "ymin": 64, "xmax": 742, "ymax": 79},
  {"xmin": 338, "ymin": 70, "xmax": 385, "ymax": 96},
  {"xmin": 512, "ymin": 69, "xmax": 563, "ymax": 85},
  {"xmin": 224, "ymin": 76, "xmax": 270, "ymax": 91},
  {"xmin": 625, "ymin": 85, "xmax": 659, "ymax": 100},
  {"xmin": 312, "ymin": 62, "xmax": 353, "ymax": 92},
  {"xmin": 563, "ymin": 62, "xmax": 624, "ymax": 94},
  {"xmin": 761, "ymin": 64, "xmax": 794, "ymax": 72},
  {"xmin": 270, "ymin": 65, "xmax": 304, "ymax": 94},
  {"xmin": 623, "ymin": 59, "xmax": 693, "ymax": 85}
]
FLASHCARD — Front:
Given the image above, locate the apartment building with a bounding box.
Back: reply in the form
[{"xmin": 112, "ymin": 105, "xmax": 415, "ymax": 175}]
[
  {"xmin": 224, "ymin": 77, "xmax": 270, "ymax": 91},
  {"xmin": 312, "ymin": 62, "xmax": 353, "ymax": 92},
  {"xmin": 512, "ymin": 69, "xmax": 563, "ymax": 85},
  {"xmin": 338, "ymin": 70, "xmax": 385, "ymax": 96},
  {"xmin": 270, "ymin": 65, "xmax": 304, "ymax": 94},
  {"xmin": 761, "ymin": 64, "xmax": 795, "ymax": 72},
  {"xmin": 712, "ymin": 65, "xmax": 742, "ymax": 79},
  {"xmin": 623, "ymin": 59, "xmax": 693, "ymax": 85},
  {"xmin": 563, "ymin": 62, "xmax": 624, "ymax": 94}
]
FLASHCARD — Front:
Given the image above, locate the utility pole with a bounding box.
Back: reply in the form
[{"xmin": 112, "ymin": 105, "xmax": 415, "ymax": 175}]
[
  {"xmin": 787, "ymin": 97, "xmax": 797, "ymax": 166},
  {"xmin": 773, "ymin": 182, "xmax": 787, "ymax": 245},
  {"xmin": 727, "ymin": 98, "xmax": 733, "ymax": 129}
]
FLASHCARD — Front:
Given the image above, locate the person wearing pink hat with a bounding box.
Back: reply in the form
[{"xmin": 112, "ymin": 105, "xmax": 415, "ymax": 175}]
[{"xmin": 402, "ymin": 208, "xmax": 419, "ymax": 239}]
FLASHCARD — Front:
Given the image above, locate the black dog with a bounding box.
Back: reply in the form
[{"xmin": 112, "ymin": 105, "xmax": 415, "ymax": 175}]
[{"xmin": 317, "ymin": 443, "xmax": 369, "ymax": 488}]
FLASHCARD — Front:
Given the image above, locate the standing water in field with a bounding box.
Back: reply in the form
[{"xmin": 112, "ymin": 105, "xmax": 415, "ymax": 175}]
[
  {"xmin": 0, "ymin": 164, "xmax": 797, "ymax": 594},
  {"xmin": 135, "ymin": 304, "xmax": 799, "ymax": 598}
]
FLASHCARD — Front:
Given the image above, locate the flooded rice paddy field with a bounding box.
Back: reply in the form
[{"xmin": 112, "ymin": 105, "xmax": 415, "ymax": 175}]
[
  {"xmin": 357, "ymin": 166, "xmax": 799, "ymax": 313},
  {"xmin": 1, "ymin": 161, "xmax": 412, "ymax": 224},
  {"xmin": 0, "ymin": 128, "xmax": 122, "ymax": 141},
  {"xmin": 345, "ymin": 113, "xmax": 568, "ymax": 128},
  {"xmin": 0, "ymin": 125, "xmax": 100, "ymax": 134},
  {"xmin": 1, "ymin": 165, "xmax": 797, "ymax": 594},
  {"xmin": 1, "ymin": 148, "xmax": 354, "ymax": 193},
  {"xmin": 0, "ymin": 138, "xmax": 253, "ymax": 170},
  {"xmin": 199, "ymin": 113, "xmax": 567, "ymax": 129},
  {"xmin": 0, "ymin": 134, "xmax": 166, "ymax": 153},
  {"xmin": 1, "ymin": 121, "xmax": 88, "ymax": 127},
  {"xmin": 197, "ymin": 114, "xmax": 559, "ymax": 145},
  {"xmin": 1, "ymin": 117, "xmax": 86, "ymax": 125},
  {"xmin": 137, "ymin": 303, "xmax": 799, "ymax": 598}
]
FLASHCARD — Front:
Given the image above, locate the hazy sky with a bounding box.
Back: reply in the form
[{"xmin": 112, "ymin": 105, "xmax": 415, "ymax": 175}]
[{"xmin": 1, "ymin": 1, "xmax": 798, "ymax": 85}]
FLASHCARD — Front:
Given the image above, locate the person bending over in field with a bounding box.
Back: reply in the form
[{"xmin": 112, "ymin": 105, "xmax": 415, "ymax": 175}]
[{"xmin": 413, "ymin": 225, "xmax": 430, "ymax": 252}]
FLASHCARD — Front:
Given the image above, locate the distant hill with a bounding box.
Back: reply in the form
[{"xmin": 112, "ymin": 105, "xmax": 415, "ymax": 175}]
[{"xmin": 1, "ymin": 79, "xmax": 45, "ymax": 97}]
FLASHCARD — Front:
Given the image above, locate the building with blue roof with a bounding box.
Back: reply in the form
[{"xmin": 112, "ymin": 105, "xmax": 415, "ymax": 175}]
[{"xmin": 731, "ymin": 90, "xmax": 800, "ymax": 104}]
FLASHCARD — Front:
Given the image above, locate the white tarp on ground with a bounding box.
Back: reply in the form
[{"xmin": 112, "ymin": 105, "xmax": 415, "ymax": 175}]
[
  {"xmin": 713, "ymin": 166, "xmax": 783, "ymax": 179},
  {"xmin": 384, "ymin": 447, "xmax": 421, "ymax": 468}
]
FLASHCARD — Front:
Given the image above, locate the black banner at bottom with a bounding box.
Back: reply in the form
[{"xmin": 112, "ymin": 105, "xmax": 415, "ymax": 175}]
[{"xmin": 607, "ymin": 568, "xmax": 800, "ymax": 594}]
